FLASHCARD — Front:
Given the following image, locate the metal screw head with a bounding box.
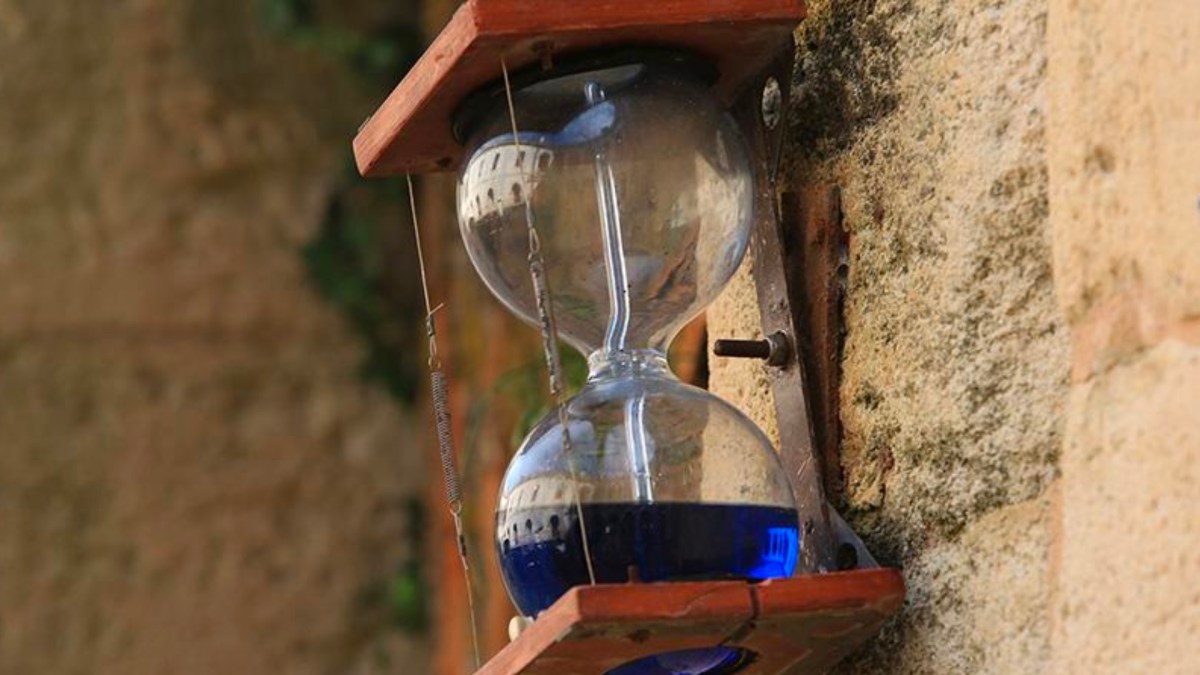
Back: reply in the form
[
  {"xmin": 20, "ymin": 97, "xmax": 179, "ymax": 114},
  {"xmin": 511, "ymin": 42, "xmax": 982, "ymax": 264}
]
[{"xmin": 763, "ymin": 331, "xmax": 792, "ymax": 367}]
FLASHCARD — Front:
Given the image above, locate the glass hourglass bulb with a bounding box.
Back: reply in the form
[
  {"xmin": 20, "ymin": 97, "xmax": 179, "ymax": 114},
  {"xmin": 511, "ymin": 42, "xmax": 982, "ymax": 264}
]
[
  {"xmin": 456, "ymin": 55, "xmax": 802, "ymax": 673},
  {"xmin": 457, "ymin": 58, "xmax": 753, "ymax": 356}
]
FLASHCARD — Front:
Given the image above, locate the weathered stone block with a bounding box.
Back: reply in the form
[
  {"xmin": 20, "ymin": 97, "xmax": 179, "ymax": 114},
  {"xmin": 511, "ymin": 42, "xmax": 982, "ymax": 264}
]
[
  {"xmin": 1053, "ymin": 340, "xmax": 1200, "ymax": 674},
  {"xmin": 839, "ymin": 495, "xmax": 1053, "ymax": 674},
  {"xmin": 1047, "ymin": 2, "xmax": 1200, "ymax": 329},
  {"xmin": 711, "ymin": 2, "xmax": 1070, "ymax": 672},
  {"xmin": 791, "ymin": 0, "xmax": 1067, "ymax": 545}
]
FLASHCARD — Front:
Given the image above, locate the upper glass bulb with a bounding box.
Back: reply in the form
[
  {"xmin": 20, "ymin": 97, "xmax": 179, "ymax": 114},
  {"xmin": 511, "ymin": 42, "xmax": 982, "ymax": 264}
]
[{"xmin": 457, "ymin": 60, "xmax": 753, "ymax": 354}]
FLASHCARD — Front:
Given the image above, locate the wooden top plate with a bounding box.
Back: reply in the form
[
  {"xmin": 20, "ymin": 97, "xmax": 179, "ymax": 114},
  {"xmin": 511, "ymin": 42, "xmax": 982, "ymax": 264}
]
[
  {"xmin": 477, "ymin": 569, "xmax": 905, "ymax": 675},
  {"xmin": 353, "ymin": 0, "xmax": 806, "ymax": 176}
]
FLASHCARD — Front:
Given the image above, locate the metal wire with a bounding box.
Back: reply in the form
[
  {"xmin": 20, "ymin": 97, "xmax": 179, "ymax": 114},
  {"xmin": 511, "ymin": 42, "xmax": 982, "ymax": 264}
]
[
  {"xmin": 406, "ymin": 174, "xmax": 480, "ymax": 670},
  {"xmin": 500, "ymin": 57, "xmax": 597, "ymax": 587}
]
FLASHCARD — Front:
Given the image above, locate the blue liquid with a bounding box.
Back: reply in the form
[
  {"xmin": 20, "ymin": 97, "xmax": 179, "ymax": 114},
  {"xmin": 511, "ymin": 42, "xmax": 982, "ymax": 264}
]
[{"xmin": 496, "ymin": 502, "xmax": 800, "ymax": 618}]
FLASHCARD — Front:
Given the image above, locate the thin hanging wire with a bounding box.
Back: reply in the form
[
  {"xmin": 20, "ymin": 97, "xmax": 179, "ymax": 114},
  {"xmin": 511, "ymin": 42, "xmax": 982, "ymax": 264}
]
[
  {"xmin": 406, "ymin": 174, "xmax": 481, "ymax": 670},
  {"xmin": 500, "ymin": 57, "xmax": 597, "ymax": 586}
]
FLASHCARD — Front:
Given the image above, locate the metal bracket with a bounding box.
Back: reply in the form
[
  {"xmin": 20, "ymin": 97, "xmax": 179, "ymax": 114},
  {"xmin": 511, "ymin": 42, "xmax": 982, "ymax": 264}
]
[{"xmin": 728, "ymin": 39, "xmax": 851, "ymax": 573}]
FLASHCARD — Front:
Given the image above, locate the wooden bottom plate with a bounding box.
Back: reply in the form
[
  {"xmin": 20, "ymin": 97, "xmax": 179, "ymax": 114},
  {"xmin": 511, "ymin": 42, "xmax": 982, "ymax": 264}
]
[{"xmin": 478, "ymin": 568, "xmax": 904, "ymax": 675}]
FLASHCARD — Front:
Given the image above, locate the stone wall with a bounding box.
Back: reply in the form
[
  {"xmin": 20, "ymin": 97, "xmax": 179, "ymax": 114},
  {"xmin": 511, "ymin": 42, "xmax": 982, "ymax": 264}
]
[
  {"xmin": 0, "ymin": 2, "xmax": 429, "ymax": 673},
  {"xmin": 1047, "ymin": 2, "xmax": 1200, "ymax": 672},
  {"xmin": 715, "ymin": 0, "xmax": 1068, "ymax": 671},
  {"xmin": 710, "ymin": 0, "xmax": 1199, "ymax": 673}
]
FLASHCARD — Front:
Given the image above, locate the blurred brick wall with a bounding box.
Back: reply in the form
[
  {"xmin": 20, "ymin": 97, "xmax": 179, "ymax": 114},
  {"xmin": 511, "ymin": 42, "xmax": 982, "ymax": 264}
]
[{"xmin": 0, "ymin": 2, "xmax": 429, "ymax": 673}]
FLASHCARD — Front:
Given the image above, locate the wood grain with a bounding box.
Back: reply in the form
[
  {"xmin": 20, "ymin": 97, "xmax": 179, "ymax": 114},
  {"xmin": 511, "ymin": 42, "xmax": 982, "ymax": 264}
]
[{"xmin": 353, "ymin": 0, "xmax": 806, "ymax": 176}]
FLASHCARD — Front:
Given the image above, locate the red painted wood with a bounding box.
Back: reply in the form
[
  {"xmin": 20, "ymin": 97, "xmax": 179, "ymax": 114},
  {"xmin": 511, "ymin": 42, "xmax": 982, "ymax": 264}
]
[
  {"xmin": 353, "ymin": 0, "xmax": 806, "ymax": 176},
  {"xmin": 476, "ymin": 569, "xmax": 904, "ymax": 675},
  {"xmin": 736, "ymin": 571, "xmax": 906, "ymax": 674},
  {"xmin": 478, "ymin": 581, "xmax": 754, "ymax": 675}
]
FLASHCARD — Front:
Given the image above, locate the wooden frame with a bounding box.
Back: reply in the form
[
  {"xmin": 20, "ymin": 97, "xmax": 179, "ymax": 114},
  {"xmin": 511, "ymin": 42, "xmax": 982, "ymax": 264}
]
[
  {"xmin": 479, "ymin": 570, "xmax": 905, "ymax": 675},
  {"xmin": 351, "ymin": 3, "xmax": 907, "ymax": 673},
  {"xmin": 352, "ymin": 0, "xmax": 806, "ymax": 176}
]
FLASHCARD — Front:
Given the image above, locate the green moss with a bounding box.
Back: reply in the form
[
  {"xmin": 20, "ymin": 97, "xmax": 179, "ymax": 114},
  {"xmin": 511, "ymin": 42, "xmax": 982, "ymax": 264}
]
[
  {"xmin": 262, "ymin": 0, "xmax": 425, "ymax": 404},
  {"xmin": 301, "ymin": 168, "xmax": 426, "ymax": 403}
]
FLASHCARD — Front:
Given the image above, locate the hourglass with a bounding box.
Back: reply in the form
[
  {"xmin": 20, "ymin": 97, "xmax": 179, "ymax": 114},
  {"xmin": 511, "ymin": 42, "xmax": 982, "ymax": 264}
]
[
  {"xmin": 354, "ymin": 2, "xmax": 904, "ymax": 673},
  {"xmin": 457, "ymin": 54, "xmax": 803, "ymax": 620}
]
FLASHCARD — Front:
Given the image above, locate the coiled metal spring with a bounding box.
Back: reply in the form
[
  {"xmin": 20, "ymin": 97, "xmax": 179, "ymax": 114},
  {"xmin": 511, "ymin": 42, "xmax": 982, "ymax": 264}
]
[{"xmin": 429, "ymin": 368, "xmax": 461, "ymax": 509}]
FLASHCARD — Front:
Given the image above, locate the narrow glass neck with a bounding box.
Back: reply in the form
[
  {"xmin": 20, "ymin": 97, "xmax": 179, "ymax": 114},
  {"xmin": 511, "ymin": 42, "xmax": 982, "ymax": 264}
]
[{"xmin": 586, "ymin": 348, "xmax": 673, "ymax": 381}]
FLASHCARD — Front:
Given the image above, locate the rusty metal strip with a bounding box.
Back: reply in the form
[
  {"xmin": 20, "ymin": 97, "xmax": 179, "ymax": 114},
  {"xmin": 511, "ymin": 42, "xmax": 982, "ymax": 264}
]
[{"xmin": 779, "ymin": 187, "xmax": 849, "ymax": 507}]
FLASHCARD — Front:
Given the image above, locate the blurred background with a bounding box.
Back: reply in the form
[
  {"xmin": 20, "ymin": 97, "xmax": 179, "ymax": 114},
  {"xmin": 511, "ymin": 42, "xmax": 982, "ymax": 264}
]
[
  {"xmin": 0, "ymin": 2, "xmax": 707, "ymax": 673},
  {"xmin": 1, "ymin": 1, "xmax": 477, "ymax": 672}
]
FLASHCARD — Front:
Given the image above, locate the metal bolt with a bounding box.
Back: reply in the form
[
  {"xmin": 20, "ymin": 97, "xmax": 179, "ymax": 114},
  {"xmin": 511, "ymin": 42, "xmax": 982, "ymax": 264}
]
[
  {"xmin": 713, "ymin": 331, "xmax": 792, "ymax": 368},
  {"xmin": 713, "ymin": 338, "xmax": 771, "ymax": 359}
]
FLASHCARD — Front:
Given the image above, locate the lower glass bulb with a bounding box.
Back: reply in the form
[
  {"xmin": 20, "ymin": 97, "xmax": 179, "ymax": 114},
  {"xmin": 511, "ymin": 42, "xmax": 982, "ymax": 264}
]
[{"xmin": 495, "ymin": 352, "xmax": 800, "ymax": 618}]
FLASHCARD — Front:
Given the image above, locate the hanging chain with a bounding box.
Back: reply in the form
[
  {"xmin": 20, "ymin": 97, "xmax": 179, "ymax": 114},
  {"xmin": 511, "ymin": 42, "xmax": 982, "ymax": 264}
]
[
  {"xmin": 501, "ymin": 57, "xmax": 597, "ymax": 587},
  {"xmin": 406, "ymin": 174, "xmax": 481, "ymax": 670}
]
